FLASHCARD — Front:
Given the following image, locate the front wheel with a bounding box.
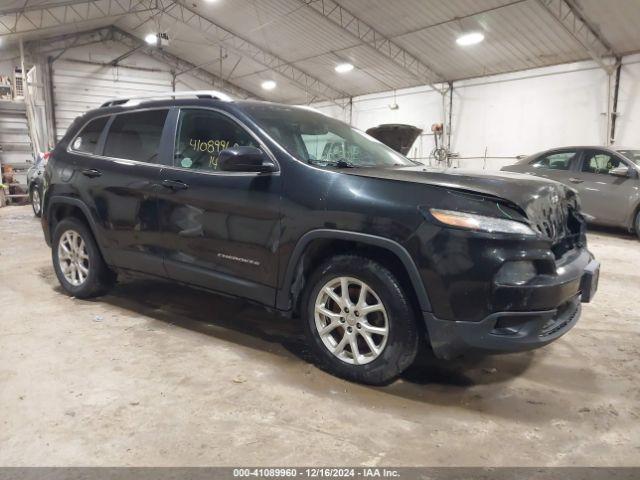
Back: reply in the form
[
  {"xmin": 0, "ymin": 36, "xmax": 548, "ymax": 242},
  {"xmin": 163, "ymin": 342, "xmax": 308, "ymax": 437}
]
[
  {"xmin": 302, "ymin": 255, "xmax": 419, "ymax": 385},
  {"xmin": 30, "ymin": 184, "xmax": 42, "ymax": 217},
  {"xmin": 52, "ymin": 218, "xmax": 116, "ymax": 298},
  {"xmin": 635, "ymin": 210, "xmax": 640, "ymax": 240}
]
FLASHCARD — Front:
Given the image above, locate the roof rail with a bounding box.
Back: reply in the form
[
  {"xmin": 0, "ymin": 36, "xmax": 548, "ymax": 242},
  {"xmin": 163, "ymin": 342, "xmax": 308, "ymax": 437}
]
[{"xmin": 99, "ymin": 90, "xmax": 233, "ymax": 108}]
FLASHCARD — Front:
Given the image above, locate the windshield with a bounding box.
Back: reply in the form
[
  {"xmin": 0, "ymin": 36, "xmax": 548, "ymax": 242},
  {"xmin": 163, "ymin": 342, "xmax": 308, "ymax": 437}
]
[
  {"xmin": 241, "ymin": 103, "xmax": 415, "ymax": 168},
  {"xmin": 618, "ymin": 150, "xmax": 640, "ymax": 167}
]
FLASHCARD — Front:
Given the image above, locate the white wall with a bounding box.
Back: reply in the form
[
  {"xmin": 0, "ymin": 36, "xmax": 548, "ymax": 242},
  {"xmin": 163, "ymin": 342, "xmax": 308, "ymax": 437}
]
[
  {"xmin": 451, "ymin": 62, "xmax": 609, "ymax": 169},
  {"xmin": 616, "ymin": 53, "xmax": 640, "ymax": 147},
  {"xmin": 313, "ymin": 54, "xmax": 639, "ymax": 171}
]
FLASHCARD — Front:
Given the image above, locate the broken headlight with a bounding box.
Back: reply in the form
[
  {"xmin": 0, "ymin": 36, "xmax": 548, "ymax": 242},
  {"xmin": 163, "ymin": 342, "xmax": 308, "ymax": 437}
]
[{"xmin": 428, "ymin": 208, "xmax": 536, "ymax": 236}]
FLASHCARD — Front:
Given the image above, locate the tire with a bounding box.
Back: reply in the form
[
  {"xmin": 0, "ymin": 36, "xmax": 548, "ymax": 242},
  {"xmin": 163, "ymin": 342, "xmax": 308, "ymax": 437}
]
[
  {"xmin": 301, "ymin": 254, "xmax": 419, "ymax": 385},
  {"xmin": 30, "ymin": 183, "xmax": 42, "ymax": 217},
  {"xmin": 635, "ymin": 210, "xmax": 640, "ymax": 241},
  {"xmin": 52, "ymin": 218, "xmax": 116, "ymax": 298}
]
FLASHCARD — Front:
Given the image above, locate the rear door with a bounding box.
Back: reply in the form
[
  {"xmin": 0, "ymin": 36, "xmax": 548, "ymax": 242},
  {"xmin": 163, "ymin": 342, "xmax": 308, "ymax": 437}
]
[
  {"xmin": 571, "ymin": 149, "xmax": 637, "ymax": 226},
  {"xmin": 70, "ymin": 108, "xmax": 171, "ymax": 276},
  {"xmin": 157, "ymin": 107, "xmax": 282, "ymax": 306}
]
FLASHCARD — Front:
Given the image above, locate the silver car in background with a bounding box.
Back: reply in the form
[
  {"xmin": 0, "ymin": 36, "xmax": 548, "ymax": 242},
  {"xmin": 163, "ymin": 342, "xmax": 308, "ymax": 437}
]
[{"xmin": 502, "ymin": 146, "xmax": 640, "ymax": 239}]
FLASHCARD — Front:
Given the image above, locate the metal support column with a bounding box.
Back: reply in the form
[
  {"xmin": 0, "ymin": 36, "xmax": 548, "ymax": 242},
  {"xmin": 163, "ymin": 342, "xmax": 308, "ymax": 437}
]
[
  {"xmin": 42, "ymin": 56, "xmax": 57, "ymax": 147},
  {"xmin": 609, "ymin": 62, "xmax": 622, "ymax": 145}
]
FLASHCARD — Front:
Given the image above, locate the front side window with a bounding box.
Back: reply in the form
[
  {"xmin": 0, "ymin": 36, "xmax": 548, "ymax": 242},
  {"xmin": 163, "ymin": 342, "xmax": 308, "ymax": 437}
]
[
  {"xmin": 618, "ymin": 150, "xmax": 640, "ymax": 167},
  {"xmin": 71, "ymin": 116, "xmax": 109, "ymax": 154},
  {"xmin": 531, "ymin": 151, "xmax": 577, "ymax": 171},
  {"xmin": 174, "ymin": 109, "xmax": 259, "ymax": 171},
  {"xmin": 103, "ymin": 109, "xmax": 168, "ymax": 163},
  {"xmin": 241, "ymin": 104, "xmax": 415, "ymax": 169},
  {"xmin": 581, "ymin": 150, "xmax": 622, "ymax": 175}
]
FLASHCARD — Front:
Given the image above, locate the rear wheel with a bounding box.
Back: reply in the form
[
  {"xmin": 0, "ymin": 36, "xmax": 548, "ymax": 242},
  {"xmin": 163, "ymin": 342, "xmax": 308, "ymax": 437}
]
[
  {"xmin": 302, "ymin": 255, "xmax": 419, "ymax": 385},
  {"xmin": 52, "ymin": 218, "xmax": 116, "ymax": 298},
  {"xmin": 635, "ymin": 210, "xmax": 640, "ymax": 240},
  {"xmin": 30, "ymin": 184, "xmax": 42, "ymax": 217}
]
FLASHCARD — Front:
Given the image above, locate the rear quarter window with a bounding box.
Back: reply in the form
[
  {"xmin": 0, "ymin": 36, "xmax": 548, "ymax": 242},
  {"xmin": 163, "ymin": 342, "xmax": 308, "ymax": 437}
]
[{"xmin": 70, "ymin": 116, "xmax": 109, "ymax": 155}]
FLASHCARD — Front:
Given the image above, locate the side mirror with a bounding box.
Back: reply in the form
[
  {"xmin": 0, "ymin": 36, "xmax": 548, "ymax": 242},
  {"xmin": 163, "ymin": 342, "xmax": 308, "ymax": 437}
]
[
  {"xmin": 218, "ymin": 146, "xmax": 276, "ymax": 173},
  {"xmin": 610, "ymin": 165, "xmax": 630, "ymax": 177}
]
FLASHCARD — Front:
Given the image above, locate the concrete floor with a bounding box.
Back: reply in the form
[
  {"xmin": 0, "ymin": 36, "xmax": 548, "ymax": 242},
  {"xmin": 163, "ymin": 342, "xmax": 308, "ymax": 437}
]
[{"xmin": 0, "ymin": 204, "xmax": 639, "ymax": 466}]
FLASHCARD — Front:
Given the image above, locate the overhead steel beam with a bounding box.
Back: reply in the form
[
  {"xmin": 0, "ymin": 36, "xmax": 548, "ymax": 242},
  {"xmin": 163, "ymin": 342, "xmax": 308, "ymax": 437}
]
[
  {"xmin": 297, "ymin": 0, "xmax": 444, "ymax": 92},
  {"xmin": 159, "ymin": 0, "xmax": 350, "ymax": 106},
  {"xmin": 536, "ymin": 0, "xmax": 616, "ymax": 72},
  {"xmin": 0, "ymin": 1, "xmax": 110, "ymax": 16},
  {"xmin": 22, "ymin": 25, "xmax": 261, "ymax": 100},
  {"xmin": 111, "ymin": 27, "xmax": 263, "ymax": 100},
  {"xmin": 174, "ymin": 54, "xmax": 227, "ymax": 78},
  {"xmin": 23, "ymin": 26, "xmax": 114, "ymax": 61},
  {"xmin": 109, "ymin": 44, "xmax": 145, "ymax": 65},
  {"xmin": 0, "ymin": 0, "xmax": 156, "ymax": 37}
]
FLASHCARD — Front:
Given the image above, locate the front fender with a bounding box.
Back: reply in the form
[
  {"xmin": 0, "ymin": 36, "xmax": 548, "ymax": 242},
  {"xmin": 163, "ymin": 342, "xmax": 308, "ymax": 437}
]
[{"xmin": 275, "ymin": 229, "xmax": 432, "ymax": 312}]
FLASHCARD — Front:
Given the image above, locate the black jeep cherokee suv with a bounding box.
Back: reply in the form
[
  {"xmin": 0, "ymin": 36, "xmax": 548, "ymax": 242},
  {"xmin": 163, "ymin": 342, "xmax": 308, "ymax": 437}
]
[{"xmin": 41, "ymin": 91, "xmax": 599, "ymax": 385}]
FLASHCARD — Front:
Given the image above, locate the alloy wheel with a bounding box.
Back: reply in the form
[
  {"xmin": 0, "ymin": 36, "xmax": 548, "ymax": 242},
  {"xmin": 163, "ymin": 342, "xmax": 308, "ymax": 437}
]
[
  {"xmin": 57, "ymin": 230, "xmax": 90, "ymax": 286},
  {"xmin": 32, "ymin": 189, "xmax": 41, "ymax": 214},
  {"xmin": 314, "ymin": 276, "xmax": 389, "ymax": 365}
]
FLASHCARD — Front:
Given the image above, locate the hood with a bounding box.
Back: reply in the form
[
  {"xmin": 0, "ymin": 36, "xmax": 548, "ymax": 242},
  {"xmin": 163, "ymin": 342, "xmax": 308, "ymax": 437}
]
[
  {"xmin": 344, "ymin": 166, "xmax": 582, "ymax": 243},
  {"xmin": 365, "ymin": 124, "xmax": 423, "ymax": 155}
]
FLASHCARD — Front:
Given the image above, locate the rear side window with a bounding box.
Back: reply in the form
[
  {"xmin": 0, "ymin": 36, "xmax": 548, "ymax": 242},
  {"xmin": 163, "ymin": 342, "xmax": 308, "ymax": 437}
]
[
  {"xmin": 104, "ymin": 109, "xmax": 169, "ymax": 163},
  {"xmin": 70, "ymin": 116, "xmax": 109, "ymax": 154},
  {"xmin": 531, "ymin": 151, "xmax": 577, "ymax": 171}
]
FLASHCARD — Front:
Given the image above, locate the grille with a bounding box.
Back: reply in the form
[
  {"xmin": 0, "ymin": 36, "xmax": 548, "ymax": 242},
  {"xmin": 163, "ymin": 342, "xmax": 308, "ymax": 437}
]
[{"xmin": 539, "ymin": 300, "xmax": 579, "ymax": 337}]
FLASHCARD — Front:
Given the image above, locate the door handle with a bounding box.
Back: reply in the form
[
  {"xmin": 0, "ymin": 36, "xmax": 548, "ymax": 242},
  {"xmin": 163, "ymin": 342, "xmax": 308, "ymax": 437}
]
[
  {"xmin": 161, "ymin": 179, "xmax": 189, "ymax": 190},
  {"xmin": 569, "ymin": 177, "xmax": 584, "ymax": 184},
  {"xmin": 81, "ymin": 168, "xmax": 102, "ymax": 178}
]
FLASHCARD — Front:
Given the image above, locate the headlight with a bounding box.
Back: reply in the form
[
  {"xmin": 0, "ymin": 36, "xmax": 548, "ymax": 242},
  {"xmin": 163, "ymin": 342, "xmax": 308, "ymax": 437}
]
[{"xmin": 429, "ymin": 208, "xmax": 536, "ymax": 236}]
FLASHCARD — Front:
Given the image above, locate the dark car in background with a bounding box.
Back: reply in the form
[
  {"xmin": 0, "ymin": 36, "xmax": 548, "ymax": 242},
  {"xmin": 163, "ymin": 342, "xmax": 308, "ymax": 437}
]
[
  {"xmin": 26, "ymin": 150, "xmax": 50, "ymax": 217},
  {"xmin": 40, "ymin": 92, "xmax": 599, "ymax": 384},
  {"xmin": 502, "ymin": 146, "xmax": 640, "ymax": 239}
]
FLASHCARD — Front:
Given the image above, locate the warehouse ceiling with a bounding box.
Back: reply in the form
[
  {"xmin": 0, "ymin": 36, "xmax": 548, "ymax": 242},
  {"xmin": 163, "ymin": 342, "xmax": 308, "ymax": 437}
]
[{"xmin": 1, "ymin": 0, "xmax": 640, "ymax": 104}]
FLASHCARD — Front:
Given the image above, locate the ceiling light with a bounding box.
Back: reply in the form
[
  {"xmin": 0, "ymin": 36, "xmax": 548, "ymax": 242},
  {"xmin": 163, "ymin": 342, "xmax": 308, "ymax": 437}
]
[
  {"xmin": 335, "ymin": 62, "xmax": 354, "ymax": 73},
  {"xmin": 456, "ymin": 31, "xmax": 484, "ymax": 46},
  {"xmin": 145, "ymin": 33, "xmax": 157, "ymax": 45},
  {"xmin": 261, "ymin": 80, "xmax": 276, "ymax": 90}
]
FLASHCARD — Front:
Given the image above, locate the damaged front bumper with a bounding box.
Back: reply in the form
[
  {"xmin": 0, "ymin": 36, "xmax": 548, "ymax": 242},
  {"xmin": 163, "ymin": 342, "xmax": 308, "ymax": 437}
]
[{"xmin": 424, "ymin": 250, "xmax": 600, "ymax": 360}]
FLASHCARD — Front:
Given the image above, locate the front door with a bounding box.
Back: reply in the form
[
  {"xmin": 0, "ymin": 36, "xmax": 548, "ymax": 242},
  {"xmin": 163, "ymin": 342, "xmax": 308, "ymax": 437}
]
[
  {"xmin": 157, "ymin": 108, "xmax": 282, "ymax": 306},
  {"xmin": 571, "ymin": 149, "xmax": 638, "ymax": 226}
]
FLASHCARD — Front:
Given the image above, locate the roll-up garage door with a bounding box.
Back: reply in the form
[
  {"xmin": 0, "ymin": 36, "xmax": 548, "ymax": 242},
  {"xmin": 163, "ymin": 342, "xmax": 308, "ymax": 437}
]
[{"xmin": 52, "ymin": 60, "xmax": 173, "ymax": 141}]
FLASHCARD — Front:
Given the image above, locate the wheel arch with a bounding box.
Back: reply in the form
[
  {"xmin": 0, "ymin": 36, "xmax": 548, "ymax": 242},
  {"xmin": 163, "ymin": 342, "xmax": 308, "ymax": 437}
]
[
  {"xmin": 46, "ymin": 196, "xmax": 112, "ymax": 263},
  {"xmin": 277, "ymin": 229, "xmax": 431, "ymax": 315},
  {"xmin": 631, "ymin": 200, "xmax": 640, "ymax": 233}
]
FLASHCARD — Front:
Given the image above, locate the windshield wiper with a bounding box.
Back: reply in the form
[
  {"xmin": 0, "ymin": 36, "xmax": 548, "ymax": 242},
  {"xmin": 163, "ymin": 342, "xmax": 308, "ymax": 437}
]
[
  {"xmin": 331, "ymin": 159, "xmax": 355, "ymax": 168},
  {"xmin": 308, "ymin": 158, "xmax": 356, "ymax": 168}
]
